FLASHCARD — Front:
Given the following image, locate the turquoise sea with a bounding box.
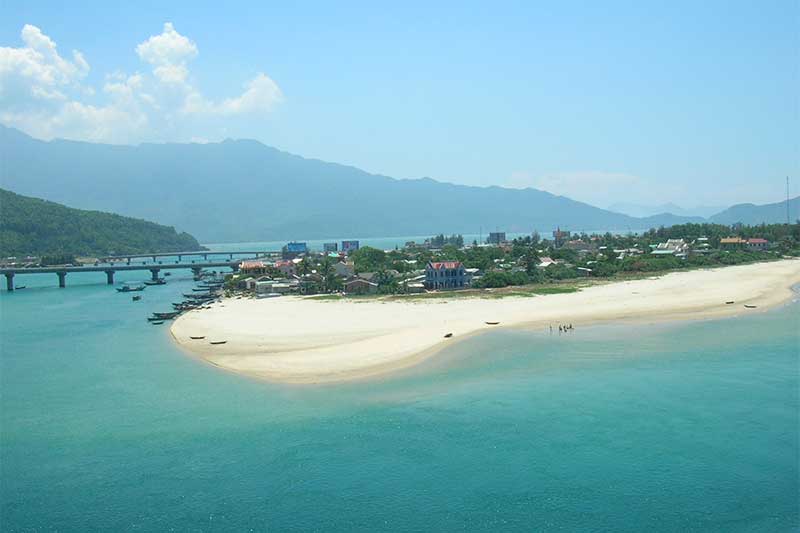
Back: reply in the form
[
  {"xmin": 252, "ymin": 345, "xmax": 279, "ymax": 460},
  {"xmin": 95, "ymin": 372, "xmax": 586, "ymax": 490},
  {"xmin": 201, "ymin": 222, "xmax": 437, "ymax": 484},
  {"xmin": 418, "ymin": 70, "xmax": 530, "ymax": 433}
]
[{"xmin": 1, "ymin": 268, "xmax": 798, "ymax": 531}]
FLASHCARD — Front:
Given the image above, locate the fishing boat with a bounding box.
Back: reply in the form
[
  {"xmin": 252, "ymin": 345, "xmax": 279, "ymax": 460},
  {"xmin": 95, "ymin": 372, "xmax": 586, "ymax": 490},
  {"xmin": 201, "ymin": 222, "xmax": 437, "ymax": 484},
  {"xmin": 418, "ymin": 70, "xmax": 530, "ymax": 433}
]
[
  {"xmin": 189, "ymin": 336, "xmax": 205, "ymax": 340},
  {"xmin": 152, "ymin": 311, "xmax": 181, "ymax": 319},
  {"xmin": 164, "ymin": 272, "xmax": 172, "ymax": 276},
  {"xmin": 147, "ymin": 316, "xmax": 165, "ymax": 322},
  {"xmin": 117, "ymin": 283, "xmax": 145, "ymax": 292},
  {"xmin": 16, "ymin": 285, "xmax": 26, "ymax": 289},
  {"xmin": 132, "ymin": 295, "xmax": 142, "ymax": 301},
  {"xmin": 144, "ymin": 278, "xmax": 167, "ymax": 286},
  {"xmin": 485, "ymin": 321, "xmax": 500, "ymax": 325},
  {"xmin": 150, "ymin": 321, "xmax": 164, "ymax": 325},
  {"xmin": 209, "ymin": 340, "xmax": 227, "ymax": 345}
]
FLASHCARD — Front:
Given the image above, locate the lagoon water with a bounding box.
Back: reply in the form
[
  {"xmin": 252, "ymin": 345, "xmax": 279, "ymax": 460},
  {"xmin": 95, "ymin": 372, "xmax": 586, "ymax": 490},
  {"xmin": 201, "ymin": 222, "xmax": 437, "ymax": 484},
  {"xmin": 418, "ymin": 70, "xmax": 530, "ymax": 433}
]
[{"xmin": 1, "ymin": 269, "xmax": 798, "ymax": 531}]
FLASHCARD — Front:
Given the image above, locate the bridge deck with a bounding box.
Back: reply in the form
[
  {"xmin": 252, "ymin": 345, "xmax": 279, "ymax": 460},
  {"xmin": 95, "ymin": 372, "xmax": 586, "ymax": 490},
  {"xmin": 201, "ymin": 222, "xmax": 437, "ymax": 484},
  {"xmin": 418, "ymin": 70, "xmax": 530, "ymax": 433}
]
[
  {"xmin": 99, "ymin": 250, "xmax": 279, "ymax": 261},
  {"xmin": 1, "ymin": 261, "xmax": 240, "ymax": 290}
]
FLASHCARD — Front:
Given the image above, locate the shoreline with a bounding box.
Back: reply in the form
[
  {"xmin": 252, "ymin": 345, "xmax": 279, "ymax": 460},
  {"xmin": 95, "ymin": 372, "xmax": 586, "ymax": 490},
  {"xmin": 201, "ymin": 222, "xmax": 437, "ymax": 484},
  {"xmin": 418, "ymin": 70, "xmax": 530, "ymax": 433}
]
[{"xmin": 170, "ymin": 259, "xmax": 800, "ymax": 384}]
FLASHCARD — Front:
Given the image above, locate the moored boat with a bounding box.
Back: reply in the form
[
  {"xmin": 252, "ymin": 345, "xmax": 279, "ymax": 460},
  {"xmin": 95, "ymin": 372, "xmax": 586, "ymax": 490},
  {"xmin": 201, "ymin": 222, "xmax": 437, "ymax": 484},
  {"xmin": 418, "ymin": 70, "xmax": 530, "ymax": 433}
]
[{"xmin": 117, "ymin": 284, "xmax": 145, "ymax": 292}]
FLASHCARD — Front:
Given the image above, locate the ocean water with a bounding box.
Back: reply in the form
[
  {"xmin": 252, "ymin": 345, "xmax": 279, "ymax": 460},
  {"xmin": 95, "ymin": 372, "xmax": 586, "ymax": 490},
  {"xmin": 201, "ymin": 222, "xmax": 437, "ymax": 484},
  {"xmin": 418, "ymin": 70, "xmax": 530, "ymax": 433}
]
[{"xmin": 1, "ymin": 272, "xmax": 798, "ymax": 531}]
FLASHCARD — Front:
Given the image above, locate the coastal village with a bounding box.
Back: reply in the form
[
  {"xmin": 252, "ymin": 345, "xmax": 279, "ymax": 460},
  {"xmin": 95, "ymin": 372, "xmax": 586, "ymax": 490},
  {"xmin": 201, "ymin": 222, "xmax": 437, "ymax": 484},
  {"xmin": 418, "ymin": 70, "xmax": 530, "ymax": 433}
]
[{"xmin": 224, "ymin": 223, "xmax": 799, "ymax": 299}]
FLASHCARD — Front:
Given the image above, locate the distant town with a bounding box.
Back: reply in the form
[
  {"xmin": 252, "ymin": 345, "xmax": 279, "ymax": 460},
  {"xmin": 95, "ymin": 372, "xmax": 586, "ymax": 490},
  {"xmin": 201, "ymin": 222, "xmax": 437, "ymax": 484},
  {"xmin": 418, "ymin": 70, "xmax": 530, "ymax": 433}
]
[{"xmin": 224, "ymin": 222, "xmax": 800, "ymax": 299}]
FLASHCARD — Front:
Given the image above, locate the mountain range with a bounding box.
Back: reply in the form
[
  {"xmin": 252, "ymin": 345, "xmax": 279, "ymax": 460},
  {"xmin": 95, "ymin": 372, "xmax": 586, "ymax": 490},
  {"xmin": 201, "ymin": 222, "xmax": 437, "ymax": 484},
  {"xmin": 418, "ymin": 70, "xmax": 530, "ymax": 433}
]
[
  {"xmin": 0, "ymin": 126, "xmax": 794, "ymax": 243},
  {"xmin": 608, "ymin": 202, "xmax": 726, "ymax": 219}
]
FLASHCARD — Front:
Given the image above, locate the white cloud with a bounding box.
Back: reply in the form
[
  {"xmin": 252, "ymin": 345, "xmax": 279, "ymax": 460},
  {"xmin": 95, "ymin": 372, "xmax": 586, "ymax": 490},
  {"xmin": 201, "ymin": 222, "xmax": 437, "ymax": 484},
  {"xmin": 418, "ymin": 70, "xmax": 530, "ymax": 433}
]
[
  {"xmin": 136, "ymin": 22, "xmax": 197, "ymax": 67},
  {"xmin": 0, "ymin": 23, "xmax": 283, "ymax": 143},
  {"xmin": 0, "ymin": 24, "xmax": 89, "ymax": 104},
  {"xmin": 182, "ymin": 73, "xmax": 283, "ymax": 115}
]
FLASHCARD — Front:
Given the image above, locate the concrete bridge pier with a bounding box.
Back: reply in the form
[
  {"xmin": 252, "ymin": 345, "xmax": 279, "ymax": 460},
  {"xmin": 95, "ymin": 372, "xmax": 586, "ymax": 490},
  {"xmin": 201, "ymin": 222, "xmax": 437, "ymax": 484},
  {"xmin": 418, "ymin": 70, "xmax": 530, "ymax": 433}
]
[
  {"xmin": 127, "ymin": 258, "xmax": 131, "ymax": 265},
  {"xmin": 149, "ymin": 268, "xmax": 160, "ymax": 281},
  {"xmin": 5, "ymin": 272, "xmax": 14, "ymax": 291},
  {"xmin": 203, "ymin": 254, "xmax": 208, "ymax": 260},
  {"xmin": 57, "ymin": 271, "xmax": 67, "ymax": 288},
  {"xmin": 105, "ymin": 270, "xmax": 115, "ymax": 285}
]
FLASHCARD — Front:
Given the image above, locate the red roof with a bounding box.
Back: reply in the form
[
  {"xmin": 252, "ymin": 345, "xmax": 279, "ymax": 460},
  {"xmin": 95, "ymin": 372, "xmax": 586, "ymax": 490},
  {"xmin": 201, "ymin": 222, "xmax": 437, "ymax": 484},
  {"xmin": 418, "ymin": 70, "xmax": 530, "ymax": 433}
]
[
  {"xmin": 747, "ymin": 238, "xmax": 768, "ymax": 244},
  {"xmin": 240, "ymin": 260, "xmax": 265, "ymax": 270},
  {"xmin": 428, "ymin": 261, "xmax": 463, "ymax": 270}
]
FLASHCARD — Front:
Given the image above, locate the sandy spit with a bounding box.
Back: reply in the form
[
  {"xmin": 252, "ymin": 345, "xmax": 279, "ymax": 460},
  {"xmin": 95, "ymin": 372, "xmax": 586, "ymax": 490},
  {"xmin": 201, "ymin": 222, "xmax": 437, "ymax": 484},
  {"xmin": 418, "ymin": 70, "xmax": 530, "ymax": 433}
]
[{"xmin": 171, "ymin": 259, "xmax": 800, "ymax": 384}]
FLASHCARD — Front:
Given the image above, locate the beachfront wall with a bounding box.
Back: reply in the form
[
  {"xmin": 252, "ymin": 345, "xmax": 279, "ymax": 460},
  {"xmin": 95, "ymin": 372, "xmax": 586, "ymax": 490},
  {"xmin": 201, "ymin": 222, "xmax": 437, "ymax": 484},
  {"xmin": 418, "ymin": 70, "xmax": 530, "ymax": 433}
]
[{"xmin": 425, "ymin": 261, "xmax": 467, "ymax": 290}]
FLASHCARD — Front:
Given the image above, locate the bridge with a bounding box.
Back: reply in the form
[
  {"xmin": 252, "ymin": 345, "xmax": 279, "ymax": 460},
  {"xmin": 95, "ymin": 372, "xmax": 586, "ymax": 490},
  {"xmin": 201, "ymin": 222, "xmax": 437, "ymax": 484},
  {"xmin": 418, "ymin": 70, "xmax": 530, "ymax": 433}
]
[
  {"xmin": 98, "ymin": 250, "xmax": 280, "ymax": 263},
  {"xmin": 1, "ymin": 261, "xmax": 241, "ymax": 291}
]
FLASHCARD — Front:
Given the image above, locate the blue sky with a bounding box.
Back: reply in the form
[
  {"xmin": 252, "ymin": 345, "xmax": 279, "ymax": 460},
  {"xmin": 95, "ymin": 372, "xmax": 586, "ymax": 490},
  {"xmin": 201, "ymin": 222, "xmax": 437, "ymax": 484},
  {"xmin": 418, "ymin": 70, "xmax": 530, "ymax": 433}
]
[{"xmin": 1, "ymin": 0, "xmax": 797, "ymax": 209}]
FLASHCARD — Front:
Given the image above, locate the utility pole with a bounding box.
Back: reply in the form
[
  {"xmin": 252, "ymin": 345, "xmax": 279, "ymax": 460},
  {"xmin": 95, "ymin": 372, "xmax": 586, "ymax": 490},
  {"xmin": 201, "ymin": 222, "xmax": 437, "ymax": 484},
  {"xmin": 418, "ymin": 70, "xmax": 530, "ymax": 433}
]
[{"xmin": 787, "ymin": 176, "xmax": 791, "ymax": 225}]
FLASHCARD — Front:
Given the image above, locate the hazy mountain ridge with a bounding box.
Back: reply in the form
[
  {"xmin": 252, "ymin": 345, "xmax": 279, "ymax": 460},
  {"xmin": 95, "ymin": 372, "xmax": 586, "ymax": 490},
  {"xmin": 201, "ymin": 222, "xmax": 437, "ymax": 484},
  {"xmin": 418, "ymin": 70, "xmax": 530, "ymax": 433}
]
[
  {"xmin": 709, "ymin": 197, "xmax": 799, "ymax": 226},
  {"xmin": 0, "ymin": 125, "xmax": 770, "ymax": 242},
  {"xmin": 608, "ymin": 202, "xmax": 725, "ymax": 219}
]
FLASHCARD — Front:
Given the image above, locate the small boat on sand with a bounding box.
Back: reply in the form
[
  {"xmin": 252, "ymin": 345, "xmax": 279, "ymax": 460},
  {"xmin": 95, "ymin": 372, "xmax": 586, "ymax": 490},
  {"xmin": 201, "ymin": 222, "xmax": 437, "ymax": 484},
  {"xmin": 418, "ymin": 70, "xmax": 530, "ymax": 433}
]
[
  {"xmin": 189, "ymin": 336, "xmax": 205, "ymax": 340},
  {"xmin": 725, "ymin": 301, "xmax": 734, "ymax": 304},
  {"xmin": 444, "ymin": 333, "xmax": 453, "ymax": 338},
  {"xmin": 744, "ymin": 304, "xmax": 757, "ymax": 309},
  {"xmin": 485, "ymin": 321, "xmax": 500, "ymax": 325},
  {"xmin": 209, "ymin": 340, "xmax": 227, "ymax": 345}
]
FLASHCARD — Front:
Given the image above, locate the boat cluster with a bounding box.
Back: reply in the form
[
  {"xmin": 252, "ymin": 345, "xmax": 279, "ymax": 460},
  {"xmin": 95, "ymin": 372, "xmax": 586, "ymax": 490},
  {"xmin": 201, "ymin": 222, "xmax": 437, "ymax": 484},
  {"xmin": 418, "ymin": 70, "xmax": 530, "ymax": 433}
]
[{"xmin": 148, "ymin": 274, "xmax": 225, "ymax": 325}]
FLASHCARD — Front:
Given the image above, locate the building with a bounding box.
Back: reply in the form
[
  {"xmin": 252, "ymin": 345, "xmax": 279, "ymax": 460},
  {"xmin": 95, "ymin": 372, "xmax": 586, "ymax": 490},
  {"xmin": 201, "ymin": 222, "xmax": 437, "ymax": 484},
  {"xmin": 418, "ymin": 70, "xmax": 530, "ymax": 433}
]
[
  {"xmin": 552, "ymin": 227, "xmax": 571, "ymax": 248},
  {"xmin": 746, "ymin": 238, "xmax": 769, "ymax": 252},
  {"xmin": 487, "ymin": 232, "xmax": 506, "ymax": 245},
  {"xmin": 344, "ymin": 278, "xmax": 378, "ymax": 294},
  {"xmin": 342, "ymin": 240, "xmax": 360, "ymax": 254},
  {"xmin": 651, "ymin": 239, "xmax": 689, "ymax": 257},
  {"xmin": 323, "ymin": 242, "xmax": 338, "ymax": 253},
  {"xmin": 282, "ymin": 241, "xmax": 308, "ymax": 259},
  {"xmin": 333, "ymin": 261, "xmax": 355, "ymax": 279},
  {"xmin": 239, "ymin": 260, "xmax": 268, "ymax": 275},
  {"xmin": 562, "ymin": 239, "xmax": 597, "ymax": 254},
  {"xmin": 425, "ymin": 261, "xmax": 467, "ymax": 290},
  {"xmin": 720, "ymin": 237, "xmax": 746, "ymax": 249},
  {"xmin": 405, "ymin": 282, "xmax": 426, "ymax": 294},
  {"xmin": 538, "ymin": 256, "xmax": 557, "ymax": 268},
  {"xmin": 274, "ymin": 259, "xmax": 297, "ymax": 277}
]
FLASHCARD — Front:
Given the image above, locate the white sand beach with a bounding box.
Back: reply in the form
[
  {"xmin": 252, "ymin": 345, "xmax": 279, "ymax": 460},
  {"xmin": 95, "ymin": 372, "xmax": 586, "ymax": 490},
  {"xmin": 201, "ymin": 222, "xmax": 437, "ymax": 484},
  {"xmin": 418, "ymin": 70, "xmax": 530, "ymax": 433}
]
[{"xmin": 171, "ymin": 260, "xmax": 800, "ymax": 383}]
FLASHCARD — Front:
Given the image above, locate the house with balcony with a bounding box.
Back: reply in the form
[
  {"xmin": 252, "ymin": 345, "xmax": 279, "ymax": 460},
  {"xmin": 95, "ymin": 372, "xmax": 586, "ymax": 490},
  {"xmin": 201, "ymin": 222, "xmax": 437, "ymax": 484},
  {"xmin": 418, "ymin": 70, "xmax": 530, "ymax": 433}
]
[{"xmin": 424, "ymin": 261, "xmax": 467, "ymax": 290}]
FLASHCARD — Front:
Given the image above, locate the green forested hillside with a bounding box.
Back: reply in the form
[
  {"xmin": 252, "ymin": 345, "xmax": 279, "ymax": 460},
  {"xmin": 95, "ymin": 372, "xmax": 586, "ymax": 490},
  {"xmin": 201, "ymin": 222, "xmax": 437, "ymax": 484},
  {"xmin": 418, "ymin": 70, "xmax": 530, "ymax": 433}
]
[{"xmin": 0, "ymin": 188, "xmax": 203, "ymax": 257}]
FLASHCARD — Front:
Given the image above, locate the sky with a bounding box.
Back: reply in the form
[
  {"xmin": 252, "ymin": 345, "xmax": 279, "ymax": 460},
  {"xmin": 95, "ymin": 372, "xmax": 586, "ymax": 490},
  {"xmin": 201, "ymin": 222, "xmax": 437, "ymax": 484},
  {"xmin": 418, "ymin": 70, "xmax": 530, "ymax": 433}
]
[{"xmin": 1, "ymin": 0, "xmax": 797, "ymax": 209}]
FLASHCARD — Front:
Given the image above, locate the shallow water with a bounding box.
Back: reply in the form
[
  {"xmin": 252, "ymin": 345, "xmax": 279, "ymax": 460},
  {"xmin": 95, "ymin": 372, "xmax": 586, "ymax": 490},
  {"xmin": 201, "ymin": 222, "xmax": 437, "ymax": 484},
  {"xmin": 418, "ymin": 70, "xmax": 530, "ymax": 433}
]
[{"xmin": 1, "ymin": 273, "xmax": 798, "ymax": 531}]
